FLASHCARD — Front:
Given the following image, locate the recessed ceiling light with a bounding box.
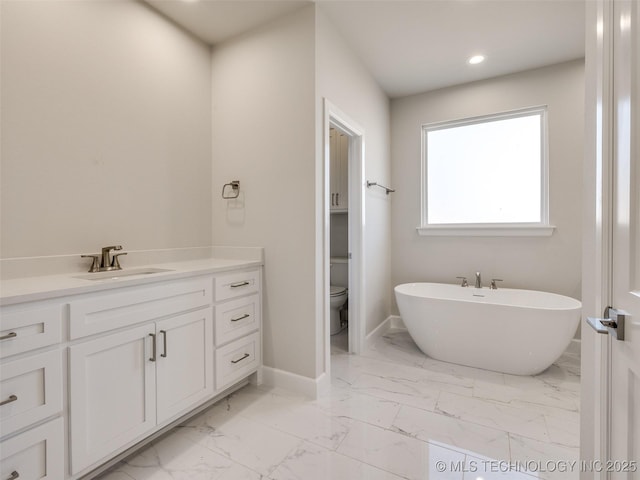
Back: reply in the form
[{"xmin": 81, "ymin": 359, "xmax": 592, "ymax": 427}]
[{"xmin": 468, "ymin": 55, "xmax": 486, "ymax": 65}]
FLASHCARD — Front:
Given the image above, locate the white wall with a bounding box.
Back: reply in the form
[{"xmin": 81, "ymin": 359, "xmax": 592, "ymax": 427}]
[
  {"xmin": 210, "ymin": 7, "xmax": 318, "ymax": 379},
  {"xmin": 390, "ymin": 60, "xmax": 584, "ymax": 309},
  {"xmin": 0, "ymin": 1, "xmax": 212, "ymax": 258},
  {"xmin": 316, "ymin": 8, "xmax": 392, "ymax": 339}
]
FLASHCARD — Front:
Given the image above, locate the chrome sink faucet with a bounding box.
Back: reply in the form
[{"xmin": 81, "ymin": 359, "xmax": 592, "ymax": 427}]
[
  {"xmin": 81, "ymin": 245, "xmax": 127, "ymax": 272},
  {"xmin": 475, "ymin": 271, "xmax": 482, "ymax": 288},
  {"xmin": 101, "ymin": 245, "xmax": 123, "ymax": 270}
]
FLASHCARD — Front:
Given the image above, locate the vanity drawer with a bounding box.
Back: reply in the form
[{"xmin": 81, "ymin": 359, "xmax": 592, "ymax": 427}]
[
  {"xmin": 0, "ymin": 305, "xmax": 62, "ymax": 360},
  {"xmin": 69, "ymin": 277, "xmax": 212, "ymax": 339},
  {"xmin": 214, "ymin": 294, "xmax": 260, "ymax": 346},
  {"xmin": 215, "ymin": 332, "xmax": 260, "ymax": 390},
  {"xmin": 214, "ymin": 269, "xmax": 260, "ymax": 302},
  {"xmin": 0, "ymin": 417, "xmax": 64, "ymax": 480},
  {"xmin": 0, "ymin": 350, "xmax": 63, "ymax": 437}
]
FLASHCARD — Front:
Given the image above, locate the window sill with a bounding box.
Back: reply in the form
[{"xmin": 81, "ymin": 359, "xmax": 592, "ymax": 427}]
[{"xmin": 416, "ymin": 224, "xmax": 556, "ymax": 237}]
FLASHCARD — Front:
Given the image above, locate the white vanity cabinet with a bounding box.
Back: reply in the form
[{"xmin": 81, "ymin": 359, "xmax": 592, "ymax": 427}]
[
  {"xmin": 68, "ymin": 278, "xmax": 214, "ymax": 474},
  {"xmin": 330, "ymin": 128, "xmax": 349, "ymax": 212},
  {"xmin": 0, "ymin": 302, "xmax": 65, "ymax": 480},
  {"xmin": 1, "ymin": 259, "xmax": 263, "ymax": 479}
]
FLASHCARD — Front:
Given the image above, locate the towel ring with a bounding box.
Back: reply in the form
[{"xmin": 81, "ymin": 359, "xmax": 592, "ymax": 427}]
[{"xmin": 222, "ymin": 181, "xmax": 240, "ymax": 199}]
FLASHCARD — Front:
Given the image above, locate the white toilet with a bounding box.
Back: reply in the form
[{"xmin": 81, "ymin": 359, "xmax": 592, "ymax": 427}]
[{"xmin": 330, "ymin": 257, "xmax": 348, "ymax": 335}]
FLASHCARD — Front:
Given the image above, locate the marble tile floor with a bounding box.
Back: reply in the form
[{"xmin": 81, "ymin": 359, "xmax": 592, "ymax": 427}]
[{"xmin": 98, "ymin": 329, "xmax": 580, "ymax": 480}]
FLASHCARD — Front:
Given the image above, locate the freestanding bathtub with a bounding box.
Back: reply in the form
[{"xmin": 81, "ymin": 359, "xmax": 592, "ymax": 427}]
[{"xmin": 394, "ymin": 283, "xmax": 581, "ymax": 375}]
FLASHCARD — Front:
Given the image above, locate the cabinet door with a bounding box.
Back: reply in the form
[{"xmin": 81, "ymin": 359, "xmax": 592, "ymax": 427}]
[
  {"xmin": 69, "ymin": 324, "xmax": 156, "ymax": 474},
  {"xmin": 156, "ymin": 309, "xmax": 213, "ymax": 424},
  {"xmin": 336, "ymin": 132, "xmax": 349, "ymax": 209},
  {"xmin": 330, "ymin": 128, "xmax": 339, "ymax": 209}
]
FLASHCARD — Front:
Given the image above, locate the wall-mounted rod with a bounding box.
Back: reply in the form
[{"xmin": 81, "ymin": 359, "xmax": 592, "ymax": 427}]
[{"xmin": 366, "ymin": 181, "xmax": 395, "ymax": 195}]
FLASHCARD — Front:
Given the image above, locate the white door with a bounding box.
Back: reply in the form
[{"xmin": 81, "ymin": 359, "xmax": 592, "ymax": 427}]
[
  {"xmin": 156, "ymin": 308, "xmax": 213, "ymax": 423},
  {"xmin": 609, "ymin": 0, "xmax": 640, "ymax": 470}
]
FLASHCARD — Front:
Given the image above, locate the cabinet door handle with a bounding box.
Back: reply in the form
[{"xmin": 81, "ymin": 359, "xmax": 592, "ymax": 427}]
[
  {"xmin": 6, "ymin": 471, "xmax": 19, "ymax": 480},
  {"xmin": 230, "ymin": 281, "xmax": 250, "ymax": 288},
  {"xmin": 0, "ymin": 332, "xmax": 17, "ymax": 341},
  {"xmin": 0, "ymin": 395, "xmax": 18, "ymax": 406},
  {"xmin": 231, "ymin": 353, "xmax": 250, "ymax": 364},
  {"xmin": 149, "ymin": 333, "xmax": 156, "ymax": 362},
  {"xmin": 160, "ymin": 330, "xmax": 167, "ymax": 358},
  {"xmin": 336, "ymin": 193, "xmax": 339, "ymax": 205},
  {"xmin": 331, "ymin": 193, "xmax": 335, "ymax": 206},
  {"xmin": 231, "ymin": 313, "xmax": 250, "ymax": 323}
]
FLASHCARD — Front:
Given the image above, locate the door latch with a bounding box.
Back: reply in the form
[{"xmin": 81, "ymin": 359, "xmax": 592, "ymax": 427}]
[{"xmin": 587, "ymin": 306, "xmax": 626, "ymax": 341}]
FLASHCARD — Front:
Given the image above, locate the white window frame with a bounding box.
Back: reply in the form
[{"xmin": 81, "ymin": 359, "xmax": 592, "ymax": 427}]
[{"xmin": 418, "ymin": 106, "xmax": 555, "ymax": 237}]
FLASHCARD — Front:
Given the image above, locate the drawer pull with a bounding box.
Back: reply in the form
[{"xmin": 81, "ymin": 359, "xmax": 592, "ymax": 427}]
[
  {"xmin": 231, "ymin": 313, "xmax": 250, "ymax": 323},
  {"xmin": 230, "ymin": 281, "xmax": 250, "ymax": 288},
  {"xmin": 231, "ymin": 353, "xmax": 250, "ymax": 364},
  {"xmin": 0, "ymin": 395, "xmax": 18, "ymax": 406},
  {"xmin": 149, "ymin": 333, "xmax": 156, "ymax": 362},
  {"xmin": 7, "ymin": 472, "xmax": 19, "ymax": 480},
  {"xmin": 0, "ymin": 332, "xmax": 17, "ymax": 341},
  {"xmin": 160, "ymin": 330, "xmax": 167, "ymax": 358}
]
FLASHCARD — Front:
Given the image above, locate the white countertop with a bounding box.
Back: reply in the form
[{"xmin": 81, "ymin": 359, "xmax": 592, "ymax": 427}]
[{"xmin": 0, "ymin": 257, "xmax": 262, "ymax": 306}]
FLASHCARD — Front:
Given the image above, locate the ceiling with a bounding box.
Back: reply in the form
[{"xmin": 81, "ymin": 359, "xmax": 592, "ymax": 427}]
[
  {"xmin": 146, "ymin": 1, "xmax": 309, "ymax": 45},
  {"xmin": 146, "ymin": 0, "xmax": 585, "ymax": 98}
]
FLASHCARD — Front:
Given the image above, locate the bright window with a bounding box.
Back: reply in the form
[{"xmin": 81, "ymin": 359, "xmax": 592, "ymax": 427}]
[{"xmin": 419, "ymin": 107, "xmax": 553, "ymax": 236}]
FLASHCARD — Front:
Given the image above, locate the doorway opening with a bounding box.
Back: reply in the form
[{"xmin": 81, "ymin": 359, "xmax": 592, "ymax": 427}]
[
  {"xmin": 324, "ymin": 100, "xmax": 364, "ymax": 375},
  {"xmin": 328, "ymin": 125, "xmax": 350, "ymax": 352}
]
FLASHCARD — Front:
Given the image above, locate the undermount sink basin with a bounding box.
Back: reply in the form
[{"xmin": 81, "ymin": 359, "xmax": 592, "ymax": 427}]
[{"xmin": 74, "ymin": 267, "xmax": 173, "ymax": 281}]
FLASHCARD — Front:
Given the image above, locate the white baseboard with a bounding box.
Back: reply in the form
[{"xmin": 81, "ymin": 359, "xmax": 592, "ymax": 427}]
[
  {"xmin": 262, "ymin": 316, "xmax": 408, "ymax": 398},
  {"xmin": 364, "ymin": 315, "xmax": 405, "ymax": 350},
  {"xmin": 262, "ymin": 366, "xmax": 329, "ymax": 399},
  {"xmin": 389, "ymin": 315, "xmax": 406, "ymax": 330},
  {"xmin": 567, "ymin": 338, "xmax": 581, "ymax": 355}
]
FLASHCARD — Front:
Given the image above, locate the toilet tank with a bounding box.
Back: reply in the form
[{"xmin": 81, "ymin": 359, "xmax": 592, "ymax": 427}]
[{"xmin": 330, "ymin": 257, "xmax": 349, "ymax": 288}]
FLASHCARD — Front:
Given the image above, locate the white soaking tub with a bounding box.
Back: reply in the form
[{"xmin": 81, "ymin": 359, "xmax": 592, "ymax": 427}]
[{"xmin": 394, "ymin": 283, "xmax": 581, "ymax": 375}]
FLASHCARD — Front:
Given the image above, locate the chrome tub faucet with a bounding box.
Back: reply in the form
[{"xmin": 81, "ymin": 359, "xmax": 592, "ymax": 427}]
[{"xmin": 475, "ymin": 272, "xmax": 482, "ymax": 288}]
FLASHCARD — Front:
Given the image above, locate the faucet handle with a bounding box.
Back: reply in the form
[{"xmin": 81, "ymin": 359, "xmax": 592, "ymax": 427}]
[
  {"xmin": 111, "ymin": 252, "xmax": 127, "ymax": 269},
  {"xmin": 490, "ymin": 279, "xmax": 503, "ymax": 290},
  {"xmin": 456, "ymin": 276, "xmax": 469, "ymax": 287},
  {"xmin": 81, "ymin": 254, "xmax": 100, "ymax": 273}
]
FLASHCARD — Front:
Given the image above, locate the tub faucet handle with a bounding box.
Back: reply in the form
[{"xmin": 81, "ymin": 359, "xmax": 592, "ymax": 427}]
[
  {"xmin": 490, "ymin": 279, "xmax": 503, "ymax": 290},
  {"xmin": 456, "ymin": 276, "xmax": 469, "ymax": 287}
]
